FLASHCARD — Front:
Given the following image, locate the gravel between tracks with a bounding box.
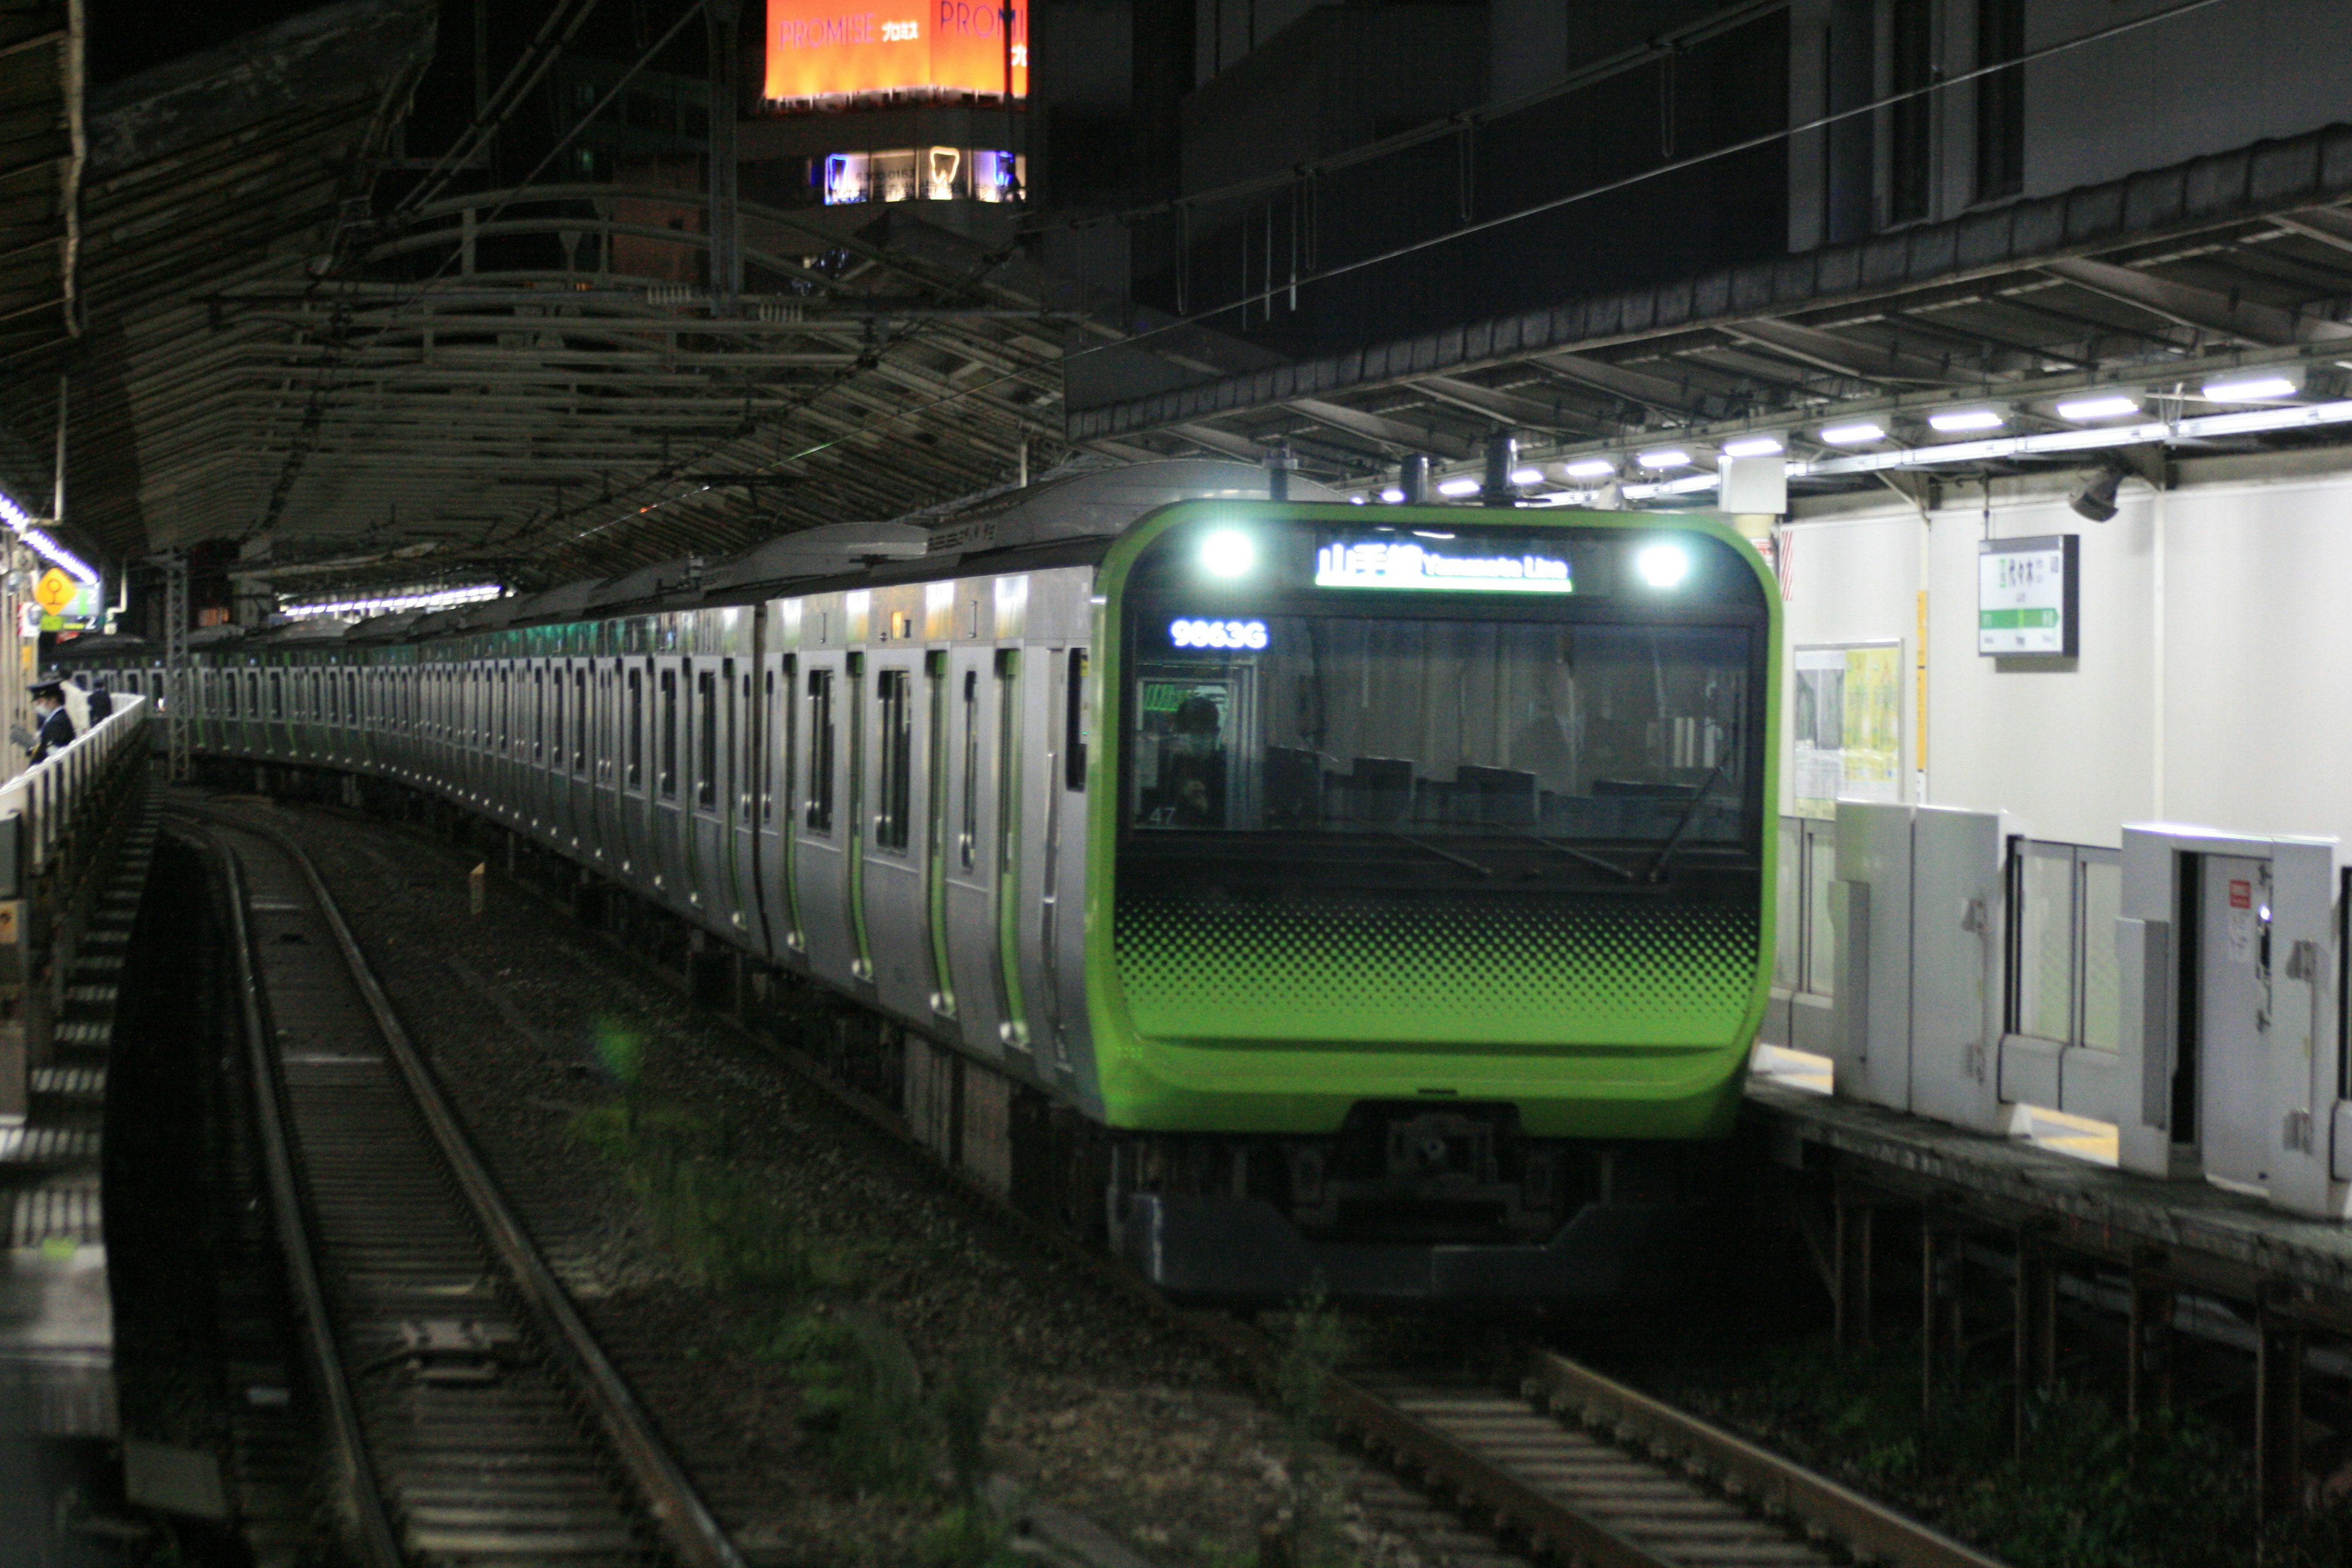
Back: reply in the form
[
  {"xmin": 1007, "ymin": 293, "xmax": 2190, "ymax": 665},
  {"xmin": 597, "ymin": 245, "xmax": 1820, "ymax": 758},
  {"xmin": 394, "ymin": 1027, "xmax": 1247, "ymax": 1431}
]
[{"xmin": 254, "ymin": 797, "xmax": 1455, "ymax": 1568}]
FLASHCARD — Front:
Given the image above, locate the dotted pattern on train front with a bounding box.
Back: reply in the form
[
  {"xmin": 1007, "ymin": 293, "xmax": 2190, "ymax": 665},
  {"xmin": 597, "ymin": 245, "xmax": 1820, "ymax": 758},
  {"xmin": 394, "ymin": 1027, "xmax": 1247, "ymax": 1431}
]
[{"xmin": 1111, "ymin": 889, "xmax": 1761, "ymax": 1047}]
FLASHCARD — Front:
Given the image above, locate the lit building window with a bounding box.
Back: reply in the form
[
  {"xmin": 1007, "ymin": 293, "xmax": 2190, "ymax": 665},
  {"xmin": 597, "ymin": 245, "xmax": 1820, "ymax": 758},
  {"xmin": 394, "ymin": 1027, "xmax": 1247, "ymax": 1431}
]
[{"xmin": 820, "ymin": 148, "xmax": 1023, "ymax": 205}]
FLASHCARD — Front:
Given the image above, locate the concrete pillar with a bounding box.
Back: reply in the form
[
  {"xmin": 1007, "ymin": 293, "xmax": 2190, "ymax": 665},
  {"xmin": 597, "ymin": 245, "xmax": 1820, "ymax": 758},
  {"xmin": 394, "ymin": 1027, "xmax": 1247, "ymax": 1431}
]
[
  {"xmin": 1920, "ymin": 1216, "xmax": 1964, "ymax": 1420},
  {"xmin": 1834, "ymin": 1191, "xmax": 1873, "ymax": 1351},
  {"xmin": 2257, "ymin": 1310, "xmax": 2305, "ymax": 1523},
  {"xmin": 2127, "ymin": 1265, "xmax": 2173, "ymax": 1433},
  {"xmin": 2012, "ymin": 1234, "xmax": 2057, "ymax": 1457}
]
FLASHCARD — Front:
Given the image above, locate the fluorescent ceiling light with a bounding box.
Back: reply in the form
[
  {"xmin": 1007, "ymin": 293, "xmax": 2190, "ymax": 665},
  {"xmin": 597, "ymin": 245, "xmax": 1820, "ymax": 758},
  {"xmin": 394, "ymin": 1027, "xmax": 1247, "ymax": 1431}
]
[
  {"xmin": 1819, "ymin": 421, "xmax": 1885, "ymax": 445},
  {"xmin": 285, "ymin": 583, "xmax": 503, "ymax": 619},
  {"xmin": 1508, "ymin": 466, "xmax": 1544, "ymax": 486},
  {"xmin": 1436, "ymin": 476, "xmax": 1482, "ymax": 497},
  {"xmin": 1378, "ymin": 486, "xmax": 1405, "ymax": 503},
  {"xmin": 1929, "ymin": 408, "xmax": 2005, "ymax": 432},
  {"xmin": 2054, "ymin": 393, "xmax": 2139, "ymax": 421},
  {"xmin": 1348, "ymin": 494, "xmax": 1367, "ymax": 505},
  {"xmin": 1635, "ymin": 448, "xmax": 1690, "ymax": 470},
  {"xmin": 1721, "ymin": 435, "xmax": 1784, "ymax": 458},
  {"xmin": 2201, "ymin": 372, "xmax": 2299, "ymax": 401},
  {"xmin": 1561, "ymin": 457, "xmax": 1616, "ymax": 478},
  {"xmin": 23, "ymin": 529, "xmax": 100, "ymax": 586},
  {"xmin": 1791, "ymin": 399, "xmax": 2352, "ymax": 481}
]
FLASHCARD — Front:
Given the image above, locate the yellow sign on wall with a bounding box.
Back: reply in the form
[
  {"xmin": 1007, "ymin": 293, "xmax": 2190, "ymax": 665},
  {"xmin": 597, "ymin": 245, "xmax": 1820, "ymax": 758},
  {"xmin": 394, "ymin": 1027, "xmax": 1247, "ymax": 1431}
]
[{"xmin": 31, "ymin": 570, "xmax": 74, "ymax": 615}]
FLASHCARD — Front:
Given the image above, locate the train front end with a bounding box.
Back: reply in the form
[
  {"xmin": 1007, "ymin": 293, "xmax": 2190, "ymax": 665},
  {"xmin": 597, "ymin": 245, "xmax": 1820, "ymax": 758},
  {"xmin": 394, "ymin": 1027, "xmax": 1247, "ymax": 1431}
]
[{"xmin": 1088, "ymin": 501, "xmax": 1780, "ymax": 1299}]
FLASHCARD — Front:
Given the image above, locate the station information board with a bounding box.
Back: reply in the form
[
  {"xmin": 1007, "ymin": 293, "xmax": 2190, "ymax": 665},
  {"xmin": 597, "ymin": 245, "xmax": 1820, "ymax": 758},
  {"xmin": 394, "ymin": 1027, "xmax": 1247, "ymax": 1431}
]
[
  {"xmin": 764, "ymin": 0, "xmax": 1028, "ymax": 101},
  {"xmin": 1977, "ymin": 534, "xmax": 2079, "ymax": 657}
]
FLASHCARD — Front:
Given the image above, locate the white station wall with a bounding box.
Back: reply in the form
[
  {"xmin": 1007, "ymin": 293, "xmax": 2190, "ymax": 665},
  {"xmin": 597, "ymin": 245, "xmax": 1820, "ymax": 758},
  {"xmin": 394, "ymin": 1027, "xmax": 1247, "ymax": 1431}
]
[{"xmin": 1778, "ymin": 456, "xmax": 2352, "ymax": 850}]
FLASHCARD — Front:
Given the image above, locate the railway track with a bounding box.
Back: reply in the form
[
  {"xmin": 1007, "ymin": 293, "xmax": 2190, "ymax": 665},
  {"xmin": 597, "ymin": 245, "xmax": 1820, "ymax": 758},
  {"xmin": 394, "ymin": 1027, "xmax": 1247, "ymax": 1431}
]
[
  {"xmin": 181, "ymin": 807, "xmax": 745, "ymax": 1568},
  {"xmin": 197, "ymin": 793, "xmax": 2005, "ymax": 1568}
]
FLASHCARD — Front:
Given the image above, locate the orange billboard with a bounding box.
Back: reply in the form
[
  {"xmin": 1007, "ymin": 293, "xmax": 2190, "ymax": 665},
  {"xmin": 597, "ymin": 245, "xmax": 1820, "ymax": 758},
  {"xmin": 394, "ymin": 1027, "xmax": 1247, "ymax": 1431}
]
[{"xmin": 764, "ymin": 0, "xmax": 1027, "ymax": 101}]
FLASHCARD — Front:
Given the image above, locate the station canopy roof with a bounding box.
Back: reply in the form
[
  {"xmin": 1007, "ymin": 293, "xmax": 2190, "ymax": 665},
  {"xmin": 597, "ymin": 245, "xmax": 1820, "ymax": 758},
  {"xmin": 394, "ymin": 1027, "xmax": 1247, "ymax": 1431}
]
[
  {"xmin": 15, "ymin": 0, "xmax": 1274, "ymax": 596},
  {"xmin": 16, "ymin": 0, "xmax": 2352, "ymax": 602},
  {"xmin": 1078, "ymin": 122, "xmax": 2352, "ymax": 512}
]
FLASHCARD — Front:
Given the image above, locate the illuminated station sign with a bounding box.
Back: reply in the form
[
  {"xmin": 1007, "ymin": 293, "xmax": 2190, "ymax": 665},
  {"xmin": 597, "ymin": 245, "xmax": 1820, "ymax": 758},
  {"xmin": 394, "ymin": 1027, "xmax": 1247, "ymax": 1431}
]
[
  {"xmin": 764, "ymin": 0, "xmax": 1029, "ymax": 104},
  {"xmin": 1314, "ymin": 537, "xmax": 1576, "ymax": 594}
]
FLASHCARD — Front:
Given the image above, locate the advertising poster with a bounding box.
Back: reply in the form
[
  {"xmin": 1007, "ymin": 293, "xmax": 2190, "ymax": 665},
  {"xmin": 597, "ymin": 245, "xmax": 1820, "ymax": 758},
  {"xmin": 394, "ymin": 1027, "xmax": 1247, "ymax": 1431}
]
[
  {"xmin": 765, "ymin": 0, "xmax": 1028, "ymax": 101},
  {"xmin": 1793, "ymin": 642, "xmax": 1902, "ymax": 819}
]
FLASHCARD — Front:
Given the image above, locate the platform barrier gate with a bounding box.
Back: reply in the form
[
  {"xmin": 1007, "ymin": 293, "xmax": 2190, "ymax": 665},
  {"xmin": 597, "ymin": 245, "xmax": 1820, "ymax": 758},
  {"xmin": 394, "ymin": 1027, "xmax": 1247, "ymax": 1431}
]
[{"xmin": 1774, "ymin": 798, "xmax": 2352, "ymax": 1222}]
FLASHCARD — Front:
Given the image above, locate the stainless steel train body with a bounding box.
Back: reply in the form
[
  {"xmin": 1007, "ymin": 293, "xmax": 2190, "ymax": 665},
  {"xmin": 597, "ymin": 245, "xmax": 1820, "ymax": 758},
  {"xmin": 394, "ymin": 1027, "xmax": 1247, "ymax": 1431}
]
[{"xmin": 70, "ymin": 461, "xmax": 1781, "ymax": 1299}]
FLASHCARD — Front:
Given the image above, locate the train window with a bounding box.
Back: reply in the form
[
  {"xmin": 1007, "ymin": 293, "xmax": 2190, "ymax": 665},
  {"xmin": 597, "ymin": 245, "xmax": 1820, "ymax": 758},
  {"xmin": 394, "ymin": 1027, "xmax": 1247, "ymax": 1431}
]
[
  {"xmin": 551, "ymin": 667, "xmax": 565, "ymax": 769},
  {"xmin": 875, "ymin": 669, "xmax": 911, "ymax": 851},
  {"xmin": 573, "ymin": 669, "xmax": 588, "ymax": 774},
  {"xmin": 959, "ymin": 668, "xmax": 978, "ymax": 870},
  {"xmin": 347, "ymin": 671, "xmax": 358, "ymax": 726},
  {"xmin": 659, "ymin": 667, "xmax": 679, "ymax": 798},
  {"xmin": 1063, "ymin": 648, "xmax": 1088, "ymax": 791},
  {"xmin": 627, "ymin": 666, "xmax": 644, "ymax": 790},
  {"xmin": 268, "ymin": 670, "xmax": 284, "ymax": 720},
  {"xmin": 696, "ymin": 669, "xmax": 717, "ymax": 810},
  {"xmin": 535, "ymin": 668, "xmax": 548, "ymax": 763},
  {"xmin": 805, "ymin": 667, "xmax": 835, "ymax": 833},
  {"xmin": 734, "ymin": 666, "xmax": 748, "ymax": 813}
]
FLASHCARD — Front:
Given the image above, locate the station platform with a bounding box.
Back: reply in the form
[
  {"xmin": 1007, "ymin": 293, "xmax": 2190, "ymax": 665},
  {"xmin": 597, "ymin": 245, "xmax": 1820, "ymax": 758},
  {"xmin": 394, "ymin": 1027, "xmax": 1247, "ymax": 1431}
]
[{"xmin": 1744, "ymin": 1047, "xmax": 2352, "ymax": 1329}]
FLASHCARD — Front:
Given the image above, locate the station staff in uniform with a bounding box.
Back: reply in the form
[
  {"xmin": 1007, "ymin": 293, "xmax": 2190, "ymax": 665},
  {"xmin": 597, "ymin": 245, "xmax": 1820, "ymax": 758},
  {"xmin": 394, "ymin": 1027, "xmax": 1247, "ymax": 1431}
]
[{"xmin": 16, "ymin": 682, "xmax": 75, "ymax": 763}]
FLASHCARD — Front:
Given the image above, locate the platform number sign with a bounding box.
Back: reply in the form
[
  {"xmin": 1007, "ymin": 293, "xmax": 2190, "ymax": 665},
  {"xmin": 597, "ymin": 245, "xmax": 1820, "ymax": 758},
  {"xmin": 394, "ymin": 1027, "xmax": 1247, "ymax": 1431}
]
[{"xmin": 1978, "ymin": 535, "xmax": 2079, "ymax": 658}]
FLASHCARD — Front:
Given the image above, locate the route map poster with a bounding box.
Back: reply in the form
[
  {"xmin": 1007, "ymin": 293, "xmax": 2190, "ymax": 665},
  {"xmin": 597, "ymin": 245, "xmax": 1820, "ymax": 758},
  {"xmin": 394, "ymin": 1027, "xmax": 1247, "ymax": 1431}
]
[{"xmin": 1792, "ymin": 643, "xmax": 1902, "ymax": 819}]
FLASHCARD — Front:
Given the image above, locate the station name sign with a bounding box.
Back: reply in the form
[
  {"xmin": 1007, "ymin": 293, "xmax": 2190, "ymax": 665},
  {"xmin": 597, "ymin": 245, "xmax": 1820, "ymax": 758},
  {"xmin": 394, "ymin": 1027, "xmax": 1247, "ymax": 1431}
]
[
  {"xmin": 1978, "ymin": 533, "xmax": 2079, "ymax": 657},
  {"xmin": 1314, "ymin": 537, "xmax": 1574, "ymax": 594},
  {"xmin": 764, "ymin": 0, "xmax": 1028, "ymax": 100}
]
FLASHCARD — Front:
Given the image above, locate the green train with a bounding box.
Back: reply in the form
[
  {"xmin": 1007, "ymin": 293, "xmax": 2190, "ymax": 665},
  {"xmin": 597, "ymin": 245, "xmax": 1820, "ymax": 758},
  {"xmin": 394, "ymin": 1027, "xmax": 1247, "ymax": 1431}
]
[{"xmin": 72, "ymin": 461, "xmax": 1781, "ymax": 1298}]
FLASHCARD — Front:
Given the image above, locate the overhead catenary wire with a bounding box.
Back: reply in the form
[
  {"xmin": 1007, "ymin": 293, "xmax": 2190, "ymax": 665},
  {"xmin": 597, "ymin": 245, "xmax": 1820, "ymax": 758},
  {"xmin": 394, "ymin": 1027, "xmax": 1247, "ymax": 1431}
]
[{"xmin": 401, "ymin": 0, "xmax": 609, "ymax": 214}]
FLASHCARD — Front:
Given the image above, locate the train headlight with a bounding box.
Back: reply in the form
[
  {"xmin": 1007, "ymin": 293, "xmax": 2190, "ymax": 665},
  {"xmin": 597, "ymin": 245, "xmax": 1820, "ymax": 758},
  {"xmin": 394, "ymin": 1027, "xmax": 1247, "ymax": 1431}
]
[
  {"xmin": 1199, "ymin": 529, "xmax": 1256, "ymax": 577},
  {"xmin": 1635, "ymin": 543, "xmax": 1691, "ymax": 589}
]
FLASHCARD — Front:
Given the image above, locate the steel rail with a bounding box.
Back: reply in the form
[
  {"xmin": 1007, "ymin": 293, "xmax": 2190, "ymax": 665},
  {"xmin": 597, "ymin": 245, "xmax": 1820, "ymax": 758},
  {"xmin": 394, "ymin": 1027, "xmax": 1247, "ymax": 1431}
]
[
  {"xmin": 1527, "ymin": 1351, "xmax": 2008, "ymax": 1568},
  {"xmin": 253, "ymin": 793, "xmax": 2003, "ymax": 1568},
  {"xmin": 184, "ymin": 806, "xmax": 748, "ymax": 1568},
  {"xmin": 198, "ymin": 826, "xmax": 405, "ymax": 1568}
]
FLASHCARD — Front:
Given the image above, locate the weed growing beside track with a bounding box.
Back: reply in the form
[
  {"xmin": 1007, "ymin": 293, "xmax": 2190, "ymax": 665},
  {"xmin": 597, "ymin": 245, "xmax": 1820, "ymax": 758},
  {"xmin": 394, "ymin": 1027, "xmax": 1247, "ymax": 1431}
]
[
  {"xmin": 1646, "ymin": 1331, "xmax": 2352, "ymax": 1568},
  {"xmin": 571, "ymin": 1054, "xmax": 1027, "ymax": 1565}
]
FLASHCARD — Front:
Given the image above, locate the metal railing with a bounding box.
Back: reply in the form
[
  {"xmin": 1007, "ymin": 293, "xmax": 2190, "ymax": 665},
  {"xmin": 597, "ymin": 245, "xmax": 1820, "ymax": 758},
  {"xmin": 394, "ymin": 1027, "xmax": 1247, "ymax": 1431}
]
[{"xmin": 0, "ymin": 695, "xmax": 150, "ymax": 1120}]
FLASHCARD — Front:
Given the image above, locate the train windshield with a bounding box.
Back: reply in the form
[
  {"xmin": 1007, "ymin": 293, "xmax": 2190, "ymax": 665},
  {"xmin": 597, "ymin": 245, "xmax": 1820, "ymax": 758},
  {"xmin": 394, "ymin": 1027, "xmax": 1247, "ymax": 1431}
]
[{"xmin": 1123, "ymin": 613, "xmax": 1755, "ymax": 860}]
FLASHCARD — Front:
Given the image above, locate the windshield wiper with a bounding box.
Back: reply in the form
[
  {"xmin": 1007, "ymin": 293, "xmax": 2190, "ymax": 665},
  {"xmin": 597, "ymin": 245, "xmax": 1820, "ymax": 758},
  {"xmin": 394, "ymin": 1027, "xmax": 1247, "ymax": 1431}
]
[
  {"xmin": 1495, "ymin": 827, "xmax": 1638, "ymax": 883},
  {"xmin": 1645, "ymin": 749, "xmax": 1736, "ymax": 884},
  {"xmin": 1341, "ymin": 815, "xmax": 1497, "ymax": 878}
]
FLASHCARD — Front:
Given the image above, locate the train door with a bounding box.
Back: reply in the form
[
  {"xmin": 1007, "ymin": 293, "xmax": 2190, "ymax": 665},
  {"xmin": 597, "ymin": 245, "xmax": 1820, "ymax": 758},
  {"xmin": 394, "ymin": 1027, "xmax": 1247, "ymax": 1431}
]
[
  {"xmin": 1046, "ymin": 643, "xmax": 1095, "ymax": 1082},
  {"xmin": 687, "ymin": 658, "xmax": 723, "ymax": 925},
  {"xmin": 726, "ymin": 655, "xmax": 759, "ymax": 943},
  {"xmin": 545, "ymin": 658, "xmax": 570, "ymax": 843},
  {"xmin": 591, "ymin": 660, "xmax": 614, "ymax": 867},
  {"xmin": 861, "ymin": 647, "xmax": 932, "ymax": 1019},
  {"xmin": 619, "ymin": 660, "xmax": 650, "ymax": 886},
  {"xmin": 566, "ymin": 662, "xmax": 590, "ymax": 851},
  {"xmin": 793, "ymin": 650, "xmax": 856, "ymax": 988},
  {"xmin": 752, "ymin": 644, "xmax": 788, "ymax": 962},
  {"xmin": 942, "ymin": 644, "xmax": 1008, "ymax": 1054},
  {"xmin": 651, "ymin": 657, "xmax": 686, "ymax": 908}
]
